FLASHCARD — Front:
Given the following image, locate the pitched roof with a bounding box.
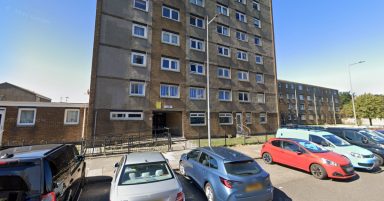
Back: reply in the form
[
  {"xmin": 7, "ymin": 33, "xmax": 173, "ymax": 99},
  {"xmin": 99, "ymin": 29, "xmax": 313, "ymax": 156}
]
[{"xmin": 0, "ymin": 82, "xmax": 51, "ymax": 101}]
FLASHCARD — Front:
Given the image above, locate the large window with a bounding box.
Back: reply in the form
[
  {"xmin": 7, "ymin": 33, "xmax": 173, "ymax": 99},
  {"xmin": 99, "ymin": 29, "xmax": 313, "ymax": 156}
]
[
  {"xmin": 190, "ymin": 113, "xmax": 206, "ymax": 126},
  {"xmin": 17, "ymin": 108, "xmax": 36, "ymax": 126},
  {"xmin": 238, "ymin": 91, "xmax": 250, "ymax": 102},
  {"xmin": 238, "ymin": 71, "xmax": 249, "ymax": 81},
  {"xmin": 219, "ymin": 90, "xmax": 232, "ymax": 101},
  {"xmin": 132, "ymin": 23, "xmax": 147, "ymax": 38},
  {"xmin": 160, "ymin": 84, "xmax": 180, "ymax": 98},
  {"xmin": 259, "ymin": 113, "xmax": 267, "ymax": 124},
  {"xmin": 256, "ymin": 73, "xmax": 264, "ymax": 84},
  {"xmin": 131, "ymin": 51, "xmax": 146, "ymax": 67},
  {"xmin": 162, "ymin": 31, "xmax": 180, "ymax": 46},
  {"xmin": 253, "ymin": 0, "xmax": 260, "ymax": 10},
  {"xmin": 190, "ymin": 38, "xmax": 205, "ymax": 51},
  {"xmin": 64, "ymin": 109, "xmax": 80, "ymax": 125},
  {"xmin": 219, "ymin": 113, "xmax": 233, "ymax": 125},
  {"xmin": 217, "ymin": 24, "xmax": 230, "ymax": 36},
  {"xmin": 218, "ymin": 45, "xmax": 230, "ymax": 57},
  {"xmin": 257, "ymin": 93, "xmax": 265, "ymax": 103},
  {"xmin": 118, "ymin": 162, "xmax": 173, "ymax": 185},
  {"xmin": 190, "ymin": 15, "xmax": 204, "ymax": 28},
  {"xmin": 190, "ymin": 62, "xmax": 205, "ymax": 75},
  {"xmin": 236, "ymin": 50, "xmax": 248, "ymax": 61},
  {"xmin": 236, "ymin": 30, "xmax": 248, "ymax": 41},
  {"xmin": 216, "ymin": 4, "xmax": 229, "ymax": 16},
  {"xmin": 162, "ymin": 6, "xmax": 179, "ymax": 21},
  {"xmin": 133, "ymin": 0, "xmax": 148, "ymax": 12},
  {"xmin": 110, "ymin": 111, "xmax": 144, "ymax": 120},
  {"xmin": 218, "ymin": 67, "xmax": 231, "ymax": 79},
  {"xmin": 235, "ymin": 11, "xmax": 247, "ymax": 23},
  {"xmin": 130, "ymin": 81, "xmax": 146, "ymax": 96},
  {"xmin": 161, "ymin": 57, "xmax": 180, "ymax": 72},
  {"xmin": 189, "ymin": 87, "xmax": 206, "ymax": 100},
  {"xmin": 255, "ymin": 55, "xmax": 263, "ymax": 64}
]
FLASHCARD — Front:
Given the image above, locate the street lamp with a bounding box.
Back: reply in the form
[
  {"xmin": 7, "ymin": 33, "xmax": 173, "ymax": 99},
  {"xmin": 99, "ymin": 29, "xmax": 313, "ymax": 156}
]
[
  {"xmin": 206, "ymin": 14, "xmax": 219, "ymax": 147},
  {"xmin": 348, "ymin": 60, "xmax": 365, "ymax": 126}
]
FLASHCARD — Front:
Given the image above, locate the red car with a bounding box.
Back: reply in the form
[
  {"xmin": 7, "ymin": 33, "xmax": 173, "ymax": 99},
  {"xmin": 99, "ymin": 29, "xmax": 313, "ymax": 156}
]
[{"xmin": 261, "ymin": 138, "xmax": 356, "ymax": 180}]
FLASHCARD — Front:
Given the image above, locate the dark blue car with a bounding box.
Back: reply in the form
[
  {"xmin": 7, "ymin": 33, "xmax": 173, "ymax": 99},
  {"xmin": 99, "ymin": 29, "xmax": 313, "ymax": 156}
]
[{"xmin": 179, "ymin": 147, "xmax": 273, "ymax": 201}]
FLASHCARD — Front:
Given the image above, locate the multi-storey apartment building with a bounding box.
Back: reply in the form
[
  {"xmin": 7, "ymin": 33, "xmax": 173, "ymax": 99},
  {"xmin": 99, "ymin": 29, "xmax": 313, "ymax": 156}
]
[
  {"xmin": 278, "ymin": 80, "xmax": 341, "ymax": 125},
  {"xmin": 88, "ymin": 0, "xmax": 279, "ymax": 139}
]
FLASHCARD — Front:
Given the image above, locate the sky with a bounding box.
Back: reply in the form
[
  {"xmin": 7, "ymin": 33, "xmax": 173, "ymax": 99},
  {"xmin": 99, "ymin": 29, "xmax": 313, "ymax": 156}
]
[{"xmin": 0, "ymin": 0, "xmax": 383, "ymax": 103}]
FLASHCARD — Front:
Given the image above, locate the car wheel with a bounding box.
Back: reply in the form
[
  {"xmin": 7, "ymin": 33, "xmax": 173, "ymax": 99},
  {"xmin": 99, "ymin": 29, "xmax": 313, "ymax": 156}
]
[
  {"xmin": 374, "ymin": 154, "xmax": 384, "ymax": 166},
  {"xmin": 205, "ymin": 183, "xmax": 215, "ymax": 201},
  {"xmin": 179, "ymin": 161, "xmax": 186, "ymax": 176},
  {"xmin": 262, "ymin": 152, "xmax": 273, "ymax": 164},
  {"xmin": 310, "ymin": 164, "xmax": 327, "ymax": 180}
]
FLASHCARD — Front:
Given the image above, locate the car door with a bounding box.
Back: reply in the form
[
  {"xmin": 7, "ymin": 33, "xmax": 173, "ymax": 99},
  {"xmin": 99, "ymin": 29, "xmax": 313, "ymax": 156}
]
[
  {"xmin": 184, "ymin": 150, "xmax": 201, "ymax": 181},
  {"xmin": 268, "ymin": 140, "xmax": 285, "ymax": 164},
  {"xmin": 280, "ymin": 141, "xmax": 302, "ymax": 168},
  {"xmin": 195, "ymin": 152, "xmax": 210, "ymax": 187},
  {"xmin": 343, "ymin": 130, "xmax": 359, "ymax": 144},
  {"xmin": 68, "ymin": 145, "xmax": 84, "ymax": 199},
  {"xmin": 47, "ymin": 148, "xmax": 72, "ymax": 201}
]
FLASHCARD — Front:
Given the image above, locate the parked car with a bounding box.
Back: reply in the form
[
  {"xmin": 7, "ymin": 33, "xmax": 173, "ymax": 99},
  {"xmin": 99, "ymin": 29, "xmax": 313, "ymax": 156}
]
[
  {"xmin": 376, "ymin": 130, "xmax": 384, "ymax": 134},
  {"xmin": 179, "ymin": 147, "xmax": 273, "ymax": 201},
  {"xmin": 276, "ymin": 128, "xmax": 378, "ymax": 170},
  {"xmin": 110, "ymin": 152, "xmax": 184, "ymax": 201},
  {"xmin": 261, "ymin": 138, "xmax": 355, "ymax": 180},
  {"xmin": 325, "ymin": 127, "xmax": 384, "ymax": 166},
  {"xmin": 0, "ymin": 144, "xmax": 86, "ymax": 201}
]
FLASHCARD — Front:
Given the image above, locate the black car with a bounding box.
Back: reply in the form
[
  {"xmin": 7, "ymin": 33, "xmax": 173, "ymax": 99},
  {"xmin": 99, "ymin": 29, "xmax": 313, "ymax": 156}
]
[
  {"xmin": 326, "ymin": 127, "xmax": 384, "ymax": 166},
  {"xmin": 0, "ymin": 144, "xmax": 86, "ymax": 201}
]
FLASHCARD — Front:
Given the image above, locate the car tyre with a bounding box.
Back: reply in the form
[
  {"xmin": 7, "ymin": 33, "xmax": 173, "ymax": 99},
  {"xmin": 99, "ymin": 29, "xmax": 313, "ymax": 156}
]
[
  {"xmin": 374, "ymin": 154, "xmax": 384, "ymax": 166},
  {"xmin": 310, "ymin": 164, "xmax": 327, "ymax": 180},
  {"xmin": 205, "ymin": 183, "xmax": 215, "ymax": 201},
  {"xmin": 262, "ymin": 152, "xmax": 273, "ymax": 164},
  {"xmin": 179, "ymin": 161, "xmax": 186, "ymax": 176}
]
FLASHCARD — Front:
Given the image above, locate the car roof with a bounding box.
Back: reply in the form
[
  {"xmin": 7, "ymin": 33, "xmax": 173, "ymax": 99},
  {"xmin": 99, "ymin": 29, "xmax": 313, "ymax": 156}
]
[
  {"xmin": 199, "ymin": 147, "xmax": 252, "ymax": 162},
  {"xmin": 0, "ymin": 144, "xmax": 64, "ymax": 159},
  {"xmin": 124, "ymin": 152, "xmax": 166, "ymax": 165},
  {"xmin": 271, "ymin": 138, "xmax": 309, "ymax": 143}
]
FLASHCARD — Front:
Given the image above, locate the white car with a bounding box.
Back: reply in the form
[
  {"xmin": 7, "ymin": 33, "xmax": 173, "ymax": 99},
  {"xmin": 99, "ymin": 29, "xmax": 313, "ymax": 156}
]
[{"xmin": 110, "ymin": 152, "xmax": 184, "ymax": 201}]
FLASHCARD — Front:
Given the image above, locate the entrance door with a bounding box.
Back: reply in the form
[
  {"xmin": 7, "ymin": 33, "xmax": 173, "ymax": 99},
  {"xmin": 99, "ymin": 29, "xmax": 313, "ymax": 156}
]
[
  {"xmin": 0, "ymin": 108, "xmax": 5, "ymax": 145},
  {"xmin": 236, "ymin": 113, "xmax": 242, "ymax": 134}
]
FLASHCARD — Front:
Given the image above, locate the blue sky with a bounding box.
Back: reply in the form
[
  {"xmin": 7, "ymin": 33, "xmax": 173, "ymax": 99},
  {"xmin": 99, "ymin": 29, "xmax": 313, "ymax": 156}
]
[{"xmin": 0, "ymin": 0, "xmax": 383, "ymax": 102}]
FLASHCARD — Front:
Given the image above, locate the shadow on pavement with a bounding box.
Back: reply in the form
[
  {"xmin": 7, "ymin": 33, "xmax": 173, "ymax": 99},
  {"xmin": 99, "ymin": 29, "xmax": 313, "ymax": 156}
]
[
  {"xmin": 79, "ymin": 176, "xmax": 112, "ymax": 201},
  {"xmin": 175, "ymin": 173, "xmax": 207, "ymax": 201},
  {"xmin": 273, "ymin": 187, "xmax": 292, "ymax": 201}
]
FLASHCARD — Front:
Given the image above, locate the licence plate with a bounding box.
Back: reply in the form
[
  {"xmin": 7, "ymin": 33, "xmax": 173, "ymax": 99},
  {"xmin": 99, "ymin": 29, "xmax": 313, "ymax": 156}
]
[{"xmin": 245, "ymin": 183, "xmax": 263, "ymax": 192}]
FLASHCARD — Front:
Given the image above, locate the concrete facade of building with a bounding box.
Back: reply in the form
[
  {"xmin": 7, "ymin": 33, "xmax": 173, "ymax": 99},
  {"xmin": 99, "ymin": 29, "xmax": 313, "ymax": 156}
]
[
  {"xmin": 0, "ymin": 82, "xmax": 52, "ymax": 102},
  {"xmin": 88, "ymin": 0, "xmax": 279, "ymax": 139},
  {"xmin": 277, "ymin": 80, "xmax": 341, "ymax": 125}
]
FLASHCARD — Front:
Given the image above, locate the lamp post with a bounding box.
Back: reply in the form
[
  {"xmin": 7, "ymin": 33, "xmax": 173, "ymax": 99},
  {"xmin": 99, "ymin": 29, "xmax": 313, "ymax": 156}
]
[
  {"xmin": 206, "ymin": 14, "xmax": 219, "ymax": 147},
  {"xmin": 348, "ymin": 61, "xmax": 365, "ymax": 126}
]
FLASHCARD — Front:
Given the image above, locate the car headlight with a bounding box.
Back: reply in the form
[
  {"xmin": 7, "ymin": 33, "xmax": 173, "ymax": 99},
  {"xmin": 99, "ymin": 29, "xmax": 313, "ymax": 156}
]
[
  {"xmin": 350, "ymin": 152, "xmax": 363, "ymax": 158},
  {"xmin": 321, "ymin": 158, "xmax": 338, "ymax": 166}
]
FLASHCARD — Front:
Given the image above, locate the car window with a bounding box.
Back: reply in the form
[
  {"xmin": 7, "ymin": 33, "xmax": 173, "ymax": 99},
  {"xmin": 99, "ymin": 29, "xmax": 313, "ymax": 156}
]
[
  {"xmin": 118, "ymin": 162, "xmax": 173, "ymax": 185},
  {"xmin": 224, "ymin": 160, "xmax": 261, "ymax": 176},
  {"xmin": 281, "ymin": 141, "xmax": 300, "ymax": 152},
  {"xmin": 359, "ymin": 130, "xmax": 384, "ymax": 142},
  {"xmin": 46, "ymin": 147, "xmax": 72, "ymax": 178},
  {"xmin": 0, "ymin": 162, "xmax": 41, "ymax": 194},
  {"xmin": 187, "ymin": 150, "xmax": 201, "ymax": 161},
  {"xmin": 323, "ymin": 135, "xmax": 350, "ymax": 146},
  {"xmin": 271, "ymin": 140, "xmax": 280, "ymax": 147},
  {"xmin": 297, "ymin": 141, "xmax": 329, "ymax": 153},
  {"xmin": 208, "ymin": 157, "xmax": 218, "ymax": 169},
  {"xmin": 309, "ymin": 135, "xmax": 324, "ymax": 145},
  {"xmin": 199, "ymin": 152, "xmax": 210, "ymax": 167},
  {"xmin": 344, "ymin": 130, "xmax": 357, "ymax": 142}
]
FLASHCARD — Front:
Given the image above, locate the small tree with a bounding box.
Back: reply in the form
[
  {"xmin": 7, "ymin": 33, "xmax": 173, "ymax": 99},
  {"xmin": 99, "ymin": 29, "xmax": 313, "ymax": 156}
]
[
  {"xmin": 339, "ymin": 92, "xmax": 352, "ymax": 107},
  {"xmin": 355, "ymin": 94, "xmax": 384, "ymax": 126}
]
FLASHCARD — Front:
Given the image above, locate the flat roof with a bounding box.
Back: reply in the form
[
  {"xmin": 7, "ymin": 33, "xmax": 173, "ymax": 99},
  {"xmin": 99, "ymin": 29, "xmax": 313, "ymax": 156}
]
[
  {"xmin": 277, "ymin": 79, "xmax": 339, "ymax": 91},
  {"xmin": 0, "ymin": 101, "xmax": 88, "ymax": 108}
]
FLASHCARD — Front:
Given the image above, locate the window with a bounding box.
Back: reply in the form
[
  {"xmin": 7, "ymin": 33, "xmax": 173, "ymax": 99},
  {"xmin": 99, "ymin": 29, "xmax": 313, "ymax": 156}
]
[
  {"xmin": 291, "ymin": 84, "xmax": 294, "ymax": 89},
  {"xmin": 286, "ymin": 94, "xmax": 290, "ymax": 100},
  {"xmin": 219, "ymin": 90, "xmax": 232, "ymax": 101},
  {"xmin": 162, "ymin": 6, "xmax": 179, "ymax": 21},
  {"xmin": 298, "ymin": 85, "xmax": 303, "ymax": 90},
  {"xmin": 162, "ymin": 31, "xmax": 180, "ymax": 46},
  {"xmin": 190, "ymin": 38, "xmax": 205, "ymax": 51},
  {"xmin": 288, "ymin": 104, "xmax": 293, "ymax": 110},
  {"xmin": 300, "ymin": 115, "xmax": 306, "ymax": 120},
  {"xmin": 254, "ymin": 36, "xmax": 262, "ymax": 46},
  {"xmin": 160, "ymin": 84, "xmax": 180, "ymax": 98},
  {"xmin": 245, "ymin": 113, "xmax": 252, "ymax": 124},
  {"xmin": 190, "ymin": 62, "xmax": 205, "ymax": 75},
  {"xmin": 190, "ymin": 112, "xmax": 206, "ymax": 126},
  {"xmin": 236, "ymin": 50, "xmax": 248, "ymax": 61},
  {"xmin": 254, "ymin": 18, "xmax": 261, "ymax": 28},
  {"xmin": 257, "ymin": 93, "xmax": 265, "ymax": 103},
  {"xmin": 130, "ymin": 81, "xmax": 146, "ymax": 96},
  {"xmin": 252, "ymin": 0, "xmax": 260, "ymax": 10},
  {"xmin": 131, "ymin": 51, "xmax": 146, "ymax": 67},
  {"xmin": 189, "ymin": 0, "xmax": 204, "ymax": 7},
  {"xmin": 133, "ymin": 0, "xmax": 148, "ymax": 12},
  {"xmin": 256, "ymin": 73, "xmax": 264, "ymax": 84},
  {"xmin": 218, "ymin": 67, "xmax": 231, "ymax": 79},
  {"xmin": 217, "ymin": 24, "xmax": 230, "ymax": 36},
  {"xmin": 237, "ymin": 71, "xmax": 249, "ymax": 81},
  {"xmin": 190, "ymin": 15, "xmax": 205, "ymax": 28},
  {"xmin": 17, "ymin": 108, "xmax": 36, "ymax": 126},
  {"xmin": 219, "ymin": 113, "xmax": 233, "ymax": 125},
  {"xmin": 216, "ymin": 4, "xmax": 229, "ymax": 16},
  {"xmin": 309, "ymin": 135, "xmax": 326, "ymax": 146},
  {"xmin": 132, "ymin": 23, "xmax": 147, "ymax": 38},
  {"xmin": 236, "ymin": 31, "xmax": 248, "ymax": 41},
  {"xmin": 187, "ymin": 150, "xmax": 201, "ymax": 161},
  {"xmin": 307, "ymin": 96, "xmax": 312, "ymax": 101},
  {"xmin": 64, "ymin": 109, "xmax": 80, "ymax": 125},
  {"xmin": 110, "ymin": 111, "xmax": 144, "ymax": 120},
  {"xmin": 238, "ymin": 91, "xmax": 250, "ymax": 102},
  {"xmin": 299, "ymin": 95, "xmax": 304, "ymax": 100},
  {"xmin": 218, "ymin": 45, "xmax": 230, "ymax": 57},
  {"xmin": 189, "ymin": 87, "xmax": 206, "ymax": 100},
  {"xmin": 291, "ymin": 94, "xmax": 296, "ymax": 99},
  {"xmin": 255, "ymin": 55, "xmax": 263, "ymax": 64},
  {"xmin": 236, "ymin": 11, "xmax": 247, "ymax": 23},
  {"xmin": 281, "ymin": 141, "xmax": 300, "ymax": 152},
  {"xmin": 300, "ymin": 104, "xmax": 305, "ymax": 110},
  {"xmin": 236, "ymin": 0, "xmax": 247, "ymax": 5},
  {"xmin": 161, "ymin": 57, "xmax": 180, "ymax": 71},
  {"xmin": 259, "ymin": 113, "xmax": 267, "ymax": 124}
]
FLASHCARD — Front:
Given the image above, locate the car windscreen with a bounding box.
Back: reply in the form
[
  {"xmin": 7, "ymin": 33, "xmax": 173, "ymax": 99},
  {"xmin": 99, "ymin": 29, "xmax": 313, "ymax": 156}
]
[
  {"xmin": 0, "ymin": 162, "xmax": 41, "ymax": 194},
  {"xmin": 297, "ymin": 141, "xmax": 329, "ymax": 153},
  {"xmin": 118, "ymin": 162, "xmax": 173, "ymax": 185},
  {"xmin": 359, "ymin": 130, "xmax": 384, "ymax": 142},
  {"xmin": 323, "ymin": 135, "xmax": 350, "ymax": 146},
  {"xmin": 224, "ymin": 160, "xmax": 261, "ymax": 176}
]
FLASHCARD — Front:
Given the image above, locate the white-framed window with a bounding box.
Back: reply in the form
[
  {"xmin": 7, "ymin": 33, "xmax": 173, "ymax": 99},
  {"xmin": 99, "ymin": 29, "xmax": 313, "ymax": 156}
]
[
  {"xmin": 131, "ymin": 51, "xmax": 146, "ymax": 67},
  {"xmin": 254, "ymin": 36, "xmax": 262, "ymax": 46},
  {"xmin": 238, "ymin": 91, "xmax": 250, "ymax": 102},
  {"xmin": 288, "ymin": 104, "xmax": 293, "ymax": 110},
  {"xmin": 160, "ymin": 84, "xmax": 180, "ymax": 98},
  {"xmin": 161, "ymin": 57, "xmax": 180, "ymax": 72},
  {"xmin": 285, "ymin": 83, "xmax": 289, "ymax": 89},
  {"xmin": 190, "ymin": 112, "xmax": 206, "ymax": 126},
  {"xmin": 255, "ymin": 55, "xmax": 263, "ymax": 64},
  {"xmin": 286, "ymin": 94, "xmax": 290, "ymax": 100},
  {"xmin": 189, "ymin": 38, "xmax": 205, "ymax": 51},
  {"xmin": 110, "ymin": 111, "xmax": 144, "ymax": 121},
  {"xmin": 300, "ymin": 115, "xmax": 306, "ymax": 120},
  {"xmin": 291, "ymin": 94, "xmax": 296, "ymax": 99},
  {"xmin": 17, "ymin": 108, "xmax": 36, "ymax": 126},
  {"xmin": 133, "ymin": 0, "xmax": 149, "ymax": 12},
  {"xmin": 130, "ymin": 81, "xmax": 146, "ymax": 96},
  {"xmin": 190, "ymin": 15, "xmax": 205, "ymax": 29},
  {"xmin": 190, "ymin": 62, "xmax": 205, "ymax": 75},
  {"xmin": 236, "ymin": 0, "xmax": 247, "ymax": 5},
  {"xmin": 246, "ymin": 113, "xmax": 252, "ymax": 124},
  {"xmin": 256, "ymin": 73, "xmax": 264, "ymax": 84},
  {"xmin": 299, "ymin": 95, "xmax": 304, "ymax": 100},
  {"xmin": 300, "ymin": 104, "xmax": 305, "ymax": 110},
  {"xmin": 189, "ymin": 87, "xmax": 206, "ymax": 100},
  {"xmin": 216, "ymin": 4, "xmax": 229, "ymax": 16},
  {"xmin": 298, "ymin": 85, "xmax": 303, "ymax": 90},
  {"xmin": 217, "ymin": 24, "xmax": 230, "ymax": 36},
  {"xmin": 217, "ymin": 67, "xmax": 231, "ymax": 79},
  {"xmin": 236, "ymin": 30, "xmax": 248, "ymax": 41},
  {"xmin": 64, "ymin": 109, "xmax": 80, "ymax": 125},
  {"xmin": 236, "ymin": 11, "xmax": 247, "ymax": 23},
  {"xmin": 253, "ymin": 0, "xmax": 260, "ymax": 10},
  {"xmin": 218, "ymin": 45, "xmax": 231, "ymax": 57},
  {"xmin": 257, "ymin": 93, "xmax": 265, "ymax": 103},
  {"xmin": 291, "ymin": 83, "xmax": 295, "ymax": 89},
  {"xmin": 132, "ymin": 23, "xmax": 147, "ymax": 38},
  {"xmin": 307, "ymin": 95, "xmax": 312, "ymax": 101},
  {"xmin": 219, "ymin": 113, "xmax": 233, "ymax": 125},
  {"xmin": 254, "ymin": 18, "xmax": 261, "ymax": 28},
  {"xmin": 219, "ymin": 90, "xmax": 232, "ymax": 101},
  {"xmin": 162, "ymin": 6, "xmax": 179, "ymax": 21},
  {"xmin": 236, "ymin": 50, "xmax": 248, "ymax": 61},
  {"xmin": 259, "ymin": 112, "xmax": 267, "ymax": 124},
  {"xmin": 237, "ymin": 71, "xmax": 249, "ymax": 81},
  {"xmin": 189, "ymin": 0, "xmax": 204, "ymax": 7},
  {"xmin": 162, "ymin": 31, "xmax": 180, "ymax": 46},
  {"xmin": 308, "ymin": 106, "xmax": 314, "ymax": 110}
]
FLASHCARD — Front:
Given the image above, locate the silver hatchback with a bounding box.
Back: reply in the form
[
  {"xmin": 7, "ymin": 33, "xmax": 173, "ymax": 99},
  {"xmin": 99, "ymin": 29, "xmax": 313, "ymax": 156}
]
[{"xmin": 110, "ymin": 152, "xmax": 184, "ymax": 201}]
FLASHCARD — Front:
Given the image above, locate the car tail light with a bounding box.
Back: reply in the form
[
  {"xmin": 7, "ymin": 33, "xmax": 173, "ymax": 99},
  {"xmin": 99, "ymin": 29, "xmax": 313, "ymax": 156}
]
[
  {"xmin": 220, "ymin": 177, "xmax": 240, "ymax": 189},
  {"xmin": 175, "ymin": 192, "xmax": 184, "ymax": 201},
  {"xmin": 41, "ymin": 192, "xmax": 56, "ymax": 201}
]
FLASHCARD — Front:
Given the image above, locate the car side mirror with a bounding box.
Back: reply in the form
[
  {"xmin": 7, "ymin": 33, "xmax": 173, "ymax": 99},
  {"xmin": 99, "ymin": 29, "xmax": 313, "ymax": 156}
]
[
  {"xmin": 114, "ymin": 162, "xmax": 119, "ymax": 168},
  {"xmin": 296, "ymin": 150, "xmax": 303, "ymax": 155}
]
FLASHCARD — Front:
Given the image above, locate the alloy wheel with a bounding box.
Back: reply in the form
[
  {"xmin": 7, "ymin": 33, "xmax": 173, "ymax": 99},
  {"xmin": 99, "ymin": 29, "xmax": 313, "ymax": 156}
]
[
  {"xmin": 262, "ymin": 152, "xmax": 273, "ymax": 164},
  {"xmin": 205, "ymin": 183, "xmax": 214, "ymax": 201}
]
